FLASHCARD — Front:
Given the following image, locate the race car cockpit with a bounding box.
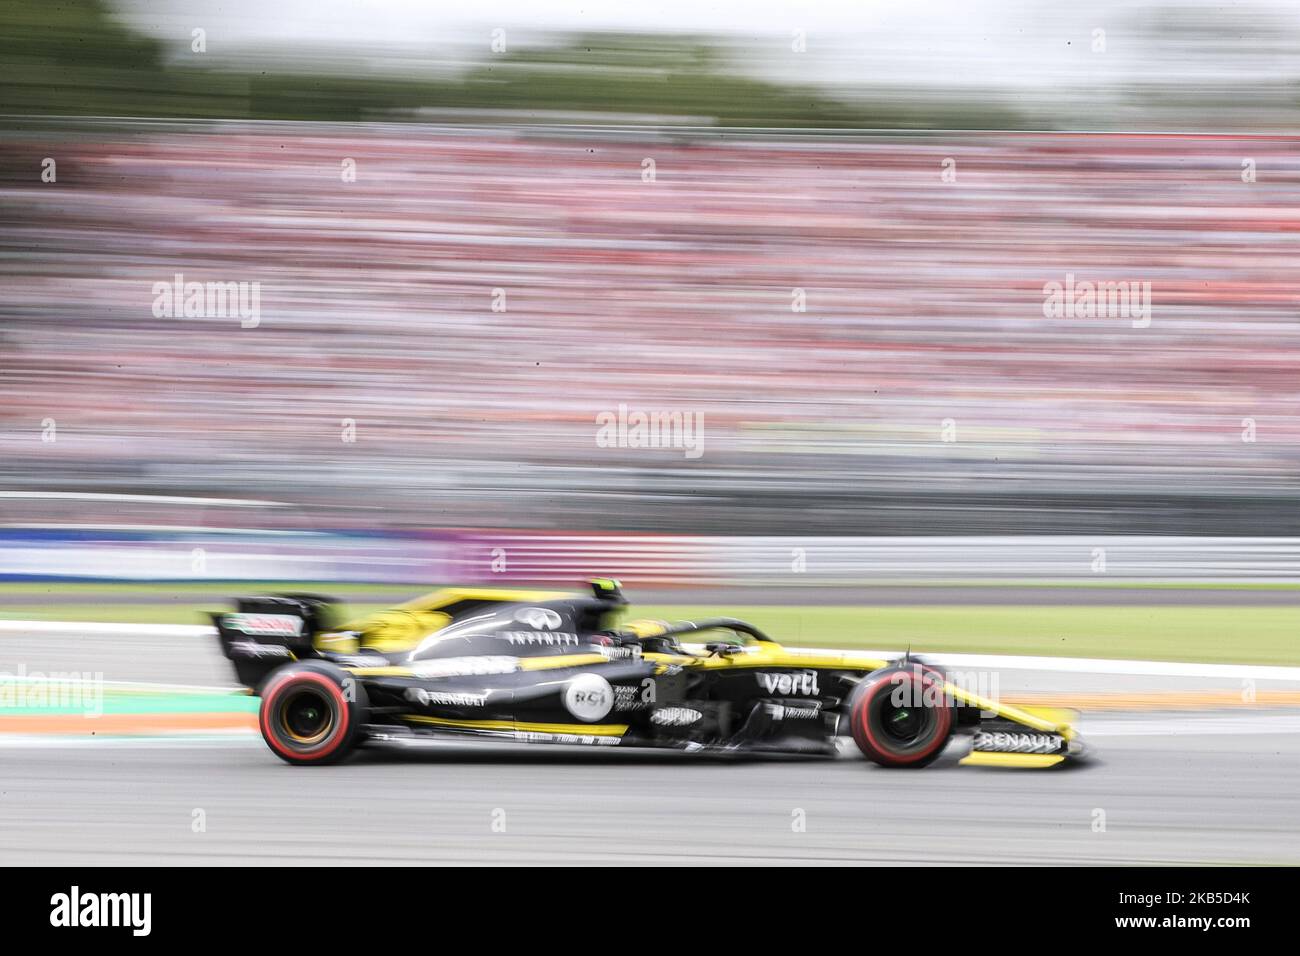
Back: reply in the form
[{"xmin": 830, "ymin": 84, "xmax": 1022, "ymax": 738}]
[{"xmin": 611, "ymin": 617, "xmax": 777, "ymax": 657}]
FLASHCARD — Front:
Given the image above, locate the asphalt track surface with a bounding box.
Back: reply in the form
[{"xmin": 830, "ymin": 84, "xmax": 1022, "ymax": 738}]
[
  {"xmin": 1, "ymin": 720, "xmax": 1297, "ymax": 865},
  {"xmin": 1, "ymin": 599, "xmax": 1298, "ymax": 865}
]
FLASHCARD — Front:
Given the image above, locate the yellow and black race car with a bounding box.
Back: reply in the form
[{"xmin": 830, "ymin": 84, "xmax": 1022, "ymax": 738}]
[{"xmin": 213, "ymin": 579, "xmax": 1085, "ymax": 769}]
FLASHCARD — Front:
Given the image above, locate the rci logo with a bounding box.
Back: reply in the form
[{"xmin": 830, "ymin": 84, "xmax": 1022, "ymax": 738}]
[{"xmin": 564, "ymin": 674, "xmax": 614, "ymax": 721}]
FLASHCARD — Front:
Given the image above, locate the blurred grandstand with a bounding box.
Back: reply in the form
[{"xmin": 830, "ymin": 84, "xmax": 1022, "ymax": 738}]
[
  {"xmin": 2, "ymin": 123, "xmax": 1298, "ymax": 535},
  {"xmin": 1, "ymin": 1, "xmax": 1299, "ymax": 538}
]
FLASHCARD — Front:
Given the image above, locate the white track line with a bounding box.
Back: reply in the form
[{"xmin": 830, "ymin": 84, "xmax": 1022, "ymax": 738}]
[
  {"xmin": 1083, "ymin": 712, "xmax": 1300, "ymax": 737},
  {"xmin": 2, "ymin": 620, "xmax": 1298, "ymax": 682},
  {"xmin": 0, "ymin": 733, "xmax": 257, "ymax": 749},
  {"xmin": 0, "ymin": 620, "xmax": 213, "ymax": 637},
  {"xmin": 0, "ymin": 491, "xmax": 285, "ymax": 506},
  {"xmin": 0, "ymin": 675, "xmax": 244, "ymax": 694},
  {"xmin": 792, "ymin": 647, "xmax": 1300, "ymax": 682}
]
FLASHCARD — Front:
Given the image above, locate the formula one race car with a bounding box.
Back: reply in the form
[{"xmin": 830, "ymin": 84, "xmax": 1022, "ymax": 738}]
[{"xmin": 213, "ymin": 579, "xmax": 1085, "ymax": 769}]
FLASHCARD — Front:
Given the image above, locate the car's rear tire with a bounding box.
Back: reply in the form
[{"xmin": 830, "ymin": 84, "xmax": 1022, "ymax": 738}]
[
  {"xmin": 258, "ymin": 662, "xmax": 367, "ymax": 766},
  {"xmin": 847, "ymin": 664, "xmax": 953, "ymax": 768}
]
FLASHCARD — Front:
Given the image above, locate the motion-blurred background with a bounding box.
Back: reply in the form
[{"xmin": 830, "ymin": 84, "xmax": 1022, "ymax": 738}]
[
  {"xmin": 6, "ymin": 4, "xmax": 1300, "ymax": 871},
  {"xmin": 2, "ymin": 0, "xmax": 1299, "ymax": 582}
]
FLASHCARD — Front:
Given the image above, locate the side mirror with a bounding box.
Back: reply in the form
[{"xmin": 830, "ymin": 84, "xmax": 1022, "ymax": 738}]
[{"xmin": 704, "ymin": 641, "xmax": 743, "ymax": 657}]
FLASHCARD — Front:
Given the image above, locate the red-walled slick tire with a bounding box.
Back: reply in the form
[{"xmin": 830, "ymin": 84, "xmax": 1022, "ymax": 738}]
[
  {"xmin": 847, "ymin": 664, "xmax": 954, "ymax": 768},
  {"xmin": 258, "ymin": 662, "xmax": 367, "ymax": 766}
]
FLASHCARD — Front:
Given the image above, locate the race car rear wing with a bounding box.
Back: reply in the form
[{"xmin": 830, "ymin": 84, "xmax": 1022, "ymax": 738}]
[
  {"xmin": 212, "ymin": 581, "xmax": 630, "ymax": 687},
  {"xmin": 211, "ymin": 594, "xmax": 336, "ymax": 688}
]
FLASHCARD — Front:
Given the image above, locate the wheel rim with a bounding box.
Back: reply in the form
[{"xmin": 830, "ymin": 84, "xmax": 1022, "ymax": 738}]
[
  {"xmin": 880, "ymin": 698, "xmax": 931, "ymax": 744},
  {"xmin": 278, "ymin": 688, "xmax": 335, "ymax": 745}
]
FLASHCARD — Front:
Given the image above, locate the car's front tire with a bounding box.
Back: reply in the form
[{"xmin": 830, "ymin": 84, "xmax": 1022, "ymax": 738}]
[
  {"xmin": 847, "ymin": 664, "xmax": 953, "ymax": 768},
  {"xmin": 258, "ymin": 662, "xmax": 367, "ymax": 765}
]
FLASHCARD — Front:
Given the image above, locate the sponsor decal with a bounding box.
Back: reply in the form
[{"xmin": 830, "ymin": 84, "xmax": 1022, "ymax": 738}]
[
  {"xmin": 229, "ymin": 639, "xmax": 293, "ymax": 659},
  {"xmin": 650, "ymin": 707, "xmax": 703, "ymax": 727},
  {"xmin": 563, "ymin": 673, "xmax": 614, "ymax": 722},
  {"xmin": 224, "ymin": 613, "xmax": 303, "ymax": 638},
  {"xmin": 755, "ymin": 671, "xmax": 820, "ymax": 697},
  {"xmin": 613, "ymin": 683, "xmax": 649, "ymax": 712},
  {"xmin": 599, "ymin": 643, "xmax": 642, "ymax": 662},
  {"xmin": 516, "ymin": 731, "xmax": 621, "ymax": 746},
  {"xmin": 513, "ymin": 607, "xmax": 563, "ymax": 630},
  {"xmin": 408, "ymin": 656, "xmax": 518, "ymax": 678},
  {"xmin": 501, "ymin": 631, "xmax": 579, "ymax": 646},
  {"xmin": 973, "ymin": 731, "xmax": 1064, "ymax": 755},
  {"xmin": 50, "ymin": 886, "xmax": 151, "ymax": 936},
  {"xmin": 405, "ymin": 687, "xmax": 488, "ymax": 708},
  {"xmin": 766, "ymin": 702, "xmax": 822, "ymax": 721}
]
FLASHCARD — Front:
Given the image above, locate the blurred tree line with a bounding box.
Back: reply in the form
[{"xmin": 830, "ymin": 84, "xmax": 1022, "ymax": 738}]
[{"xmin": 0, "ymin": 0, "xmax": 1028, "ymax": 128}]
